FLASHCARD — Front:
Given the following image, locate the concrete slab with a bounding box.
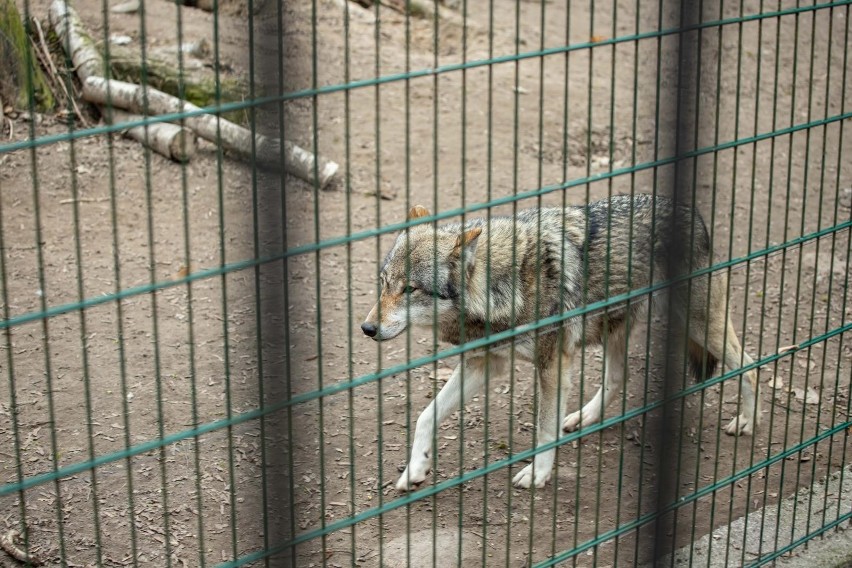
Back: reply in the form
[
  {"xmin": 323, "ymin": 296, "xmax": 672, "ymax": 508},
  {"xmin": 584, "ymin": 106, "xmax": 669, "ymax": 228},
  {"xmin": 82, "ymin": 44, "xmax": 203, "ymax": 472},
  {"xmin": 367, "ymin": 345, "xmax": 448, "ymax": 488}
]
[
  {"xmin": 381, "ymin": 528, "xmax": 487, "ymax": 568},
  {"xmin": 662, "ymin": 465, "xmax": 852, "ymax": 567}
]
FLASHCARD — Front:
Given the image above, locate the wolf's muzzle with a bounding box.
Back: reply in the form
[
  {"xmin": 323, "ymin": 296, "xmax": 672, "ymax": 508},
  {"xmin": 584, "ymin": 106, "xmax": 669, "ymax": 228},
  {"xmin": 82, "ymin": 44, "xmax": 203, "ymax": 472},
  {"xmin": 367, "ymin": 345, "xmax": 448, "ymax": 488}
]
[{"xmin": 361, "ymin": 322, "xmax": 378, "ymax": 338}]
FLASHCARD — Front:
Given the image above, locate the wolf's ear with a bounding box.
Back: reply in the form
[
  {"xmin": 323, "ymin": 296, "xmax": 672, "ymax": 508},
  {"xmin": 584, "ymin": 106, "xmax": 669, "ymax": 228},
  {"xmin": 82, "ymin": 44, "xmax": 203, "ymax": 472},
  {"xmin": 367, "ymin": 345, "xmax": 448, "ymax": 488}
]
[
  {"xmin": 453, "ymin": 227, "xmax": 482, "ymax": 268},
  {"xmin": 407, "ymin": 205, "xmax": 431, "ymax": 221}
]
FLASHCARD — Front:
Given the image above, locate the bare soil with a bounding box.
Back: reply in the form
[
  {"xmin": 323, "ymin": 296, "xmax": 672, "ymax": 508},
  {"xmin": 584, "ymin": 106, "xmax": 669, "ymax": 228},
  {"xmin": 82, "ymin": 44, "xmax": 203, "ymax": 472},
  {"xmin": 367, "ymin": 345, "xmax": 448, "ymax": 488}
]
[{"xmin": 0, "ymin": 0, "xmax": 850, "ymax": 566}]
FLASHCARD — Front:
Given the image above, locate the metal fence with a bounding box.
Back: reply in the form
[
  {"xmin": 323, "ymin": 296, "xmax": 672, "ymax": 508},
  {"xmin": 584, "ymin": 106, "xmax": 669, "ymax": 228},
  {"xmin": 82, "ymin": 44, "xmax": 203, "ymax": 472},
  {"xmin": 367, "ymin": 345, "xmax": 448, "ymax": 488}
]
[{"xmin": 0, "ymin": 0, "xmax": 850, "ymax": 566}]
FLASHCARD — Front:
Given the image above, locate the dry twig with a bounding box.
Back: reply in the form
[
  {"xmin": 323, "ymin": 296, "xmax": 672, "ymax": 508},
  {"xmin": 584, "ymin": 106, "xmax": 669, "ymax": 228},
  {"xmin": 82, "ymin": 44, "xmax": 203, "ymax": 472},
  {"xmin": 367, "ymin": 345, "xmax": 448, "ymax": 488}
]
[
  {"xmin": 31, "ymin": 17, "xmax": 90, "ymax": 126},
  {"xmin": 0, "ymin": 529, "xmax": 42, "ymax": 565}
]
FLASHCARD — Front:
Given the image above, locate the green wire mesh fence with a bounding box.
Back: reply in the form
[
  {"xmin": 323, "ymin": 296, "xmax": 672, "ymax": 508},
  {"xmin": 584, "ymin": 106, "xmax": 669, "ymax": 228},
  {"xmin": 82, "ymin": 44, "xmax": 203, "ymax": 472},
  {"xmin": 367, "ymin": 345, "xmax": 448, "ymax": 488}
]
[{"xmin": 0, "ymin": 0, "xmax": 849, "ymax": 565}]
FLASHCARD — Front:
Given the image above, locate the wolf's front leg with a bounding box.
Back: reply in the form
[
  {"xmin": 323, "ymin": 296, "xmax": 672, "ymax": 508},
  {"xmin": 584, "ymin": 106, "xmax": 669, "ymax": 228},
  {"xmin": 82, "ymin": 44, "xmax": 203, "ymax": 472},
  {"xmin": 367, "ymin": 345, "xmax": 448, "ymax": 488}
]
[{"xmin": 396, "ymin": 357, "xmax": 490, "ymax": 492}]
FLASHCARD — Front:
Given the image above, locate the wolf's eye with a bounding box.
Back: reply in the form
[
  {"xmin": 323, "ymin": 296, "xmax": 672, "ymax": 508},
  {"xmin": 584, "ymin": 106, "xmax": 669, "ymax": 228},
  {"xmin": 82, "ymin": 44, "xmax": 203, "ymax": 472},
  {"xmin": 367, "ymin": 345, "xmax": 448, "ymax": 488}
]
[{"xmin": 403, "ymin": 285, "xmax": 417, "ymax": 294}]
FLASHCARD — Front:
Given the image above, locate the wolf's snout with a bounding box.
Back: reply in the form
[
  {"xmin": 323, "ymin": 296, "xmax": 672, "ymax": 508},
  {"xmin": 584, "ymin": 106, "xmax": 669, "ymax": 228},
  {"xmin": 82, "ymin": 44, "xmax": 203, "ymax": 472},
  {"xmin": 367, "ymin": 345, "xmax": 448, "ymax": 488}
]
[{"xmin": 361, "ymin": 322, "xmax": 378, "ymax": 337}]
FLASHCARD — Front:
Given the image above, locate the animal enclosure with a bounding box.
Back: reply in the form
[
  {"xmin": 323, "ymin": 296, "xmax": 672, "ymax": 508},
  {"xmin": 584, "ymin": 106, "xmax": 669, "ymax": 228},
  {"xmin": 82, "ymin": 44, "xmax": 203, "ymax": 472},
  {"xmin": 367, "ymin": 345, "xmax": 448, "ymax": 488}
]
[{"xmin": 0, "ymin": 0, "xmax": 850, "ymax": 566}]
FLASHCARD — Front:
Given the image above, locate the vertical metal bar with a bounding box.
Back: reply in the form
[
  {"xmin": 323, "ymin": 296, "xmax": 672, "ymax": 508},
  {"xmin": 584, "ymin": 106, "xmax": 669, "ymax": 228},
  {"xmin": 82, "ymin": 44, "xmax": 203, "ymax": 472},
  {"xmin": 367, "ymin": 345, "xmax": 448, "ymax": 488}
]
[
  {"xmin": 63, "ymin": 0, "xmax": 104, "ymax": 561},
  {"xmin": 130, "ymin": 0, "xmax": 168, "ymax": 563},
  {"xmin": 720, "ymin": 0, "xmax": 747, "ymax": 555},
  {"xmin": 342, "ymin": 0, "xmax": 356, "ymax": 565},
  {"xmin": 402, "ymin": 2, "xmax": 413, "ymax": 567},
  {"xmin": 788, "ymin": 0, "xmax": 822, "ymax": 551},
  {"xmin": 274, "ymin": 2, "xmax": 298, "ymax": 566},
  {"xmin": 526, "ymin": 0, "xmax": 548, "ymax": 561},
  {"xmin": 551, "ymin": 0, "xmax": 572, "ymax": 560},
  {"xmin": 372, "ymin": 1, "xmax": 386, "ymax": 566},
  {"xmin": 25, "ymin": 0, "xmax": 68, "ymax": 561},
  {"xmin": 210, "ymin": 0, "xmax": 239, "ymax": 558},
  {"xmin": 503, "ymin": 0, "xmax": 521, "ymax": 563},
  {"xmin": 593, "ymin": 0, "xmax": 620, "ymax": 562},
  {"xmin": 653, "ymin": 0, "xmax": 699, "ymax": 559},
  {"xmin": 754, "ymin": 0, "xmax": 786, "ymax": 559},
  {"xmin": 614, "ymin": 0, "xmax": 642, "ymax": 563},
  {"xmin": 428, "ymin": 1, "xmax": 439, "ymax": 564},
  {"xmin": 0, "ymin": 146, "xmax": 32, "ymax": 567},
  {"xmin": 771, "ymin": 0, "xmax": 804, "ymax": 555},
  {"xmin": 570, "ymin": 0, "xmax": 597, "ymax": 563},
  {"xmin": 245, "ymin": 0, "xmax": 270, "ymax": 562},
  {"xmin": 803, "ymin": 0, "xmax": 840, "ymax": 545},
  {"xmin": 702, "ymin": 0, "xmax": 728, "ymax": 559},
  {"xmin": 170, "ymin": 1, "xmax": 207, "ymax": 562},
  {"xmin": 632, "ymin": 0, "xmax": 667, "ymax": 562},
  {"xmin": 735, "ymin": 0, "xmax": 770, "ymax": 558},
  {"xmin": 819, "ymin": 0, "xmax": 850, "ymax": 535},
  {"xmin": 308, "ymin": 0, "xmax": 328, "ymax": 565},
  {"xmin": 481, "ymin": 0, "xmax": 496, "ymax": 564},
  {"xmin": 458, "ymin": 0, "xmax": 470, "ymax": 563},
  {"xmin": 686, "ymin": 2, "xmax": 720, "ymax": 566},
  {"xmin": 672, "ymin": 0, "xmax": 708, "ymax": 559}
]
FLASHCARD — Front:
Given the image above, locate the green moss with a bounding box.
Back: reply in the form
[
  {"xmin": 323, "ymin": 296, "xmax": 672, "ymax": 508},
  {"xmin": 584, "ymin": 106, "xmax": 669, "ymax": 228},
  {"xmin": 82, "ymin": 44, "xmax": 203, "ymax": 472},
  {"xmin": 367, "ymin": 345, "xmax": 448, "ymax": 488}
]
[
  {"xmin": 0, "ymin": 0, "xmax": 54, "ymax": 111},
  {"xmin": 107, "ymin": 50, "xmax": 249, "ymax": 124},
  {"xmin": 406, "ymin": 0, "xmax": 429, "ymax": 19}
]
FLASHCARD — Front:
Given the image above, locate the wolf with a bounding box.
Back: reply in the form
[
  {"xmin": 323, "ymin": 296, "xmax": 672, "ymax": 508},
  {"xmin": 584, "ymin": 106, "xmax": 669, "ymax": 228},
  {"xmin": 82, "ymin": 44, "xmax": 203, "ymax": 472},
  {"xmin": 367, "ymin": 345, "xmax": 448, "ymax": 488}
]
[{"xmin": 361, "ymin": 194, "xmax": 760, "ymax": 490}]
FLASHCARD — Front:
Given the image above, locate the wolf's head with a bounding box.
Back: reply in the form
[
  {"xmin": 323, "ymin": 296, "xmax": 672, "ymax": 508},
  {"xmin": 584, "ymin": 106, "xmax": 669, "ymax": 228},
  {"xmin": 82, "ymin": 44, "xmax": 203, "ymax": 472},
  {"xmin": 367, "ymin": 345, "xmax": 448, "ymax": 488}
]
[{"xmin": 361, "ymin": 206, "xmax": 481, "ymax": 341}]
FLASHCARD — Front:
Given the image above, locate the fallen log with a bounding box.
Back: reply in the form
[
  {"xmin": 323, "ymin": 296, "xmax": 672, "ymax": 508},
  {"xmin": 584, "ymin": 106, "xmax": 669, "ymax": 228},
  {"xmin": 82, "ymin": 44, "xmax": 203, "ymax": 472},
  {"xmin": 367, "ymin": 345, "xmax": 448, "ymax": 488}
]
[
  {"xmin": 47, "ymin": 0, "xmax": 103, "ymax": 81},
  {"xmin": 48, "ymin": 0, "xmax": 196, "ymax": 161},
  {"xmin": 108, "ymin": 108, "xmax": 196, "ymax": 162},
  {"xmin": 53, "ymin": 4, "xmax": 249, "ymax": 123},
  {"xmin": 50, "ymin": 0, "xmax": 337, "ymax": 186},
  {"xmin": 83, "ymin": 76, "xmax": 338, "ymax": 187}
]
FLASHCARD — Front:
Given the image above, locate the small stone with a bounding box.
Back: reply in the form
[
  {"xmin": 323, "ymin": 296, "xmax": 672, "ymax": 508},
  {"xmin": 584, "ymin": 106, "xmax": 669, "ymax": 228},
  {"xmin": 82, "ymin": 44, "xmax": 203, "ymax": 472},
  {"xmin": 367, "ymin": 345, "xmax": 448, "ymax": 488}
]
[{"xmin": 840, "ymin": 187, "xmax": 852, "ymax": 209}]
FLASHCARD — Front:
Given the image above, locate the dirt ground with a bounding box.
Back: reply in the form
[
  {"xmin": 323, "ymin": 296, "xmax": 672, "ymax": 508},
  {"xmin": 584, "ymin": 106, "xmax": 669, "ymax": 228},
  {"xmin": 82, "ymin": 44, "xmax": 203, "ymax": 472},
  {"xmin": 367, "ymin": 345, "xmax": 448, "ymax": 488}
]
[{"xmin": 0, "ymin": 0, "xmax": 851, "ymax": 566}]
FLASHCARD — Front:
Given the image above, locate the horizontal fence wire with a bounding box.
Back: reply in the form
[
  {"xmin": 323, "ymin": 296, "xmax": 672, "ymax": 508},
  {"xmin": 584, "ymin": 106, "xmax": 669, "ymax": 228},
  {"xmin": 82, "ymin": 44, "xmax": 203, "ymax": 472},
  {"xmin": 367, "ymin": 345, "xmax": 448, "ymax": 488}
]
[{"xmin": 1, "ymin": 0, "xmax": 850, "ymax": 565}]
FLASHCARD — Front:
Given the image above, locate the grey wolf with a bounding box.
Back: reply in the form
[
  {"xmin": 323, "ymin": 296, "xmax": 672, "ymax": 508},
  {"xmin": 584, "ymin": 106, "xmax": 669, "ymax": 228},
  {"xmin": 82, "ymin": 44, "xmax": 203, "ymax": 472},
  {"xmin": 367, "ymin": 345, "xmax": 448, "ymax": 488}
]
[{"xmin": 361, "ymin": 194, "xmax": 760, "ymax": 490}]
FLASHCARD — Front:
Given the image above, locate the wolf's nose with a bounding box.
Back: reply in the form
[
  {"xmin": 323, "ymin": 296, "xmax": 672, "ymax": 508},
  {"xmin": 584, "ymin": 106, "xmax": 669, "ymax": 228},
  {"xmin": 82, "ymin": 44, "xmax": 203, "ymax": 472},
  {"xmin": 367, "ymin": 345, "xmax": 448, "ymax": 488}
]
[{"xmin": 361, "ymin": 323, "xmax": 378, "ymax": 337}]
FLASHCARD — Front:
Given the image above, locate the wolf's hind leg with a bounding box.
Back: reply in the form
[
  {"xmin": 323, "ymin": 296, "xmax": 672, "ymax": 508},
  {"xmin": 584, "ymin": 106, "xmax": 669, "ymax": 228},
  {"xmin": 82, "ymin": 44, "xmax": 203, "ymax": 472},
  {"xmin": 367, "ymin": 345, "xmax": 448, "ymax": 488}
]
[
  {"xmin": 693, "ymin": 316, "xmax": 760, "ymax": 436},
  {"xmin": 513, "ymin": 354, "xmax": 571, "ymax": 489},
  {"xmin": 396, "ymin": 356, "xmax": 495, "ymax": 491},
  {"xmin": 563, "ymin": 330, "xmax": 628, "ymax": 433},
  {"xmin": 720, "ymin": 318, "xmax": 759, "ymax": 436}
]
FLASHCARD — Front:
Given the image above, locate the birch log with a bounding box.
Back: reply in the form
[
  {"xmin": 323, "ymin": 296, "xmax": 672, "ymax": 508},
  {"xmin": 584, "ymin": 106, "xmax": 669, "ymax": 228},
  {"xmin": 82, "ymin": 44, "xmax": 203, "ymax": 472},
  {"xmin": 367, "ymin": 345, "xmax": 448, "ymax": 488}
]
[
  {"xmin": 109, "ymin": 109, "xmax": 196, "ymax": 162},
  {"xmin": 83, "ymin": 76, "xmax": 339, "ymax": 187},
  {"xmin": 48, "ymin": 0, "xmax": 197, "ymax": 162},
  {"xmin": 47, "ymin": 0, "xmax": 103, "ymax": 81}
]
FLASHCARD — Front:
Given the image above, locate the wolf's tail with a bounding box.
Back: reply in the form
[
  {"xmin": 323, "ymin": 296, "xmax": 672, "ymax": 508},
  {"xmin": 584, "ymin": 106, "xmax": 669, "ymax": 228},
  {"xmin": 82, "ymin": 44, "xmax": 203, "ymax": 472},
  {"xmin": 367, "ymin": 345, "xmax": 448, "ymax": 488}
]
[{"xmin": 687, "ymin": 339, "xmax": 719, "ymax": 381}]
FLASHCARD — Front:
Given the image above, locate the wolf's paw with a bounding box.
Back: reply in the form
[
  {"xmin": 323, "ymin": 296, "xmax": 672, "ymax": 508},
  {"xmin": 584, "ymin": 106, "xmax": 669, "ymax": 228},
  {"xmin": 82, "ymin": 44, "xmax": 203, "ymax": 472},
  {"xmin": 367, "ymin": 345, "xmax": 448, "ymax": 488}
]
[
  {"xmin": 562, "ymin": 411, "xmax": 584, "ymax": 432},
  {"xmin": 724, "ymin": 413, "xmax": 754, "ymax": 436},
  {"xmin": 396, "ymin": 459, "xmax": 430, "ymax": 492},
  {"xmin": 512, "ymin": 463, "xmax": 552, "ymax": 489},
  {"xmin": 563, "ymin": 408, "xmax": 602, "ymax": 432}
]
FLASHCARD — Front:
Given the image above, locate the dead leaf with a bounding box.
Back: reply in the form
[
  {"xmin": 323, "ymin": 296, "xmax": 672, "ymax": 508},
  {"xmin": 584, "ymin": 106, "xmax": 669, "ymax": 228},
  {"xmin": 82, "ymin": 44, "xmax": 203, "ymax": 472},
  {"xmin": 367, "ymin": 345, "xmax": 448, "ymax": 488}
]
[
  {"xmin": 767, "ymin": 376, "xmax": 783, "ymax": 389},
  {"xmin": 176, "ymin": 265, "xmax": 190, "ymax": 279},
  {"xmin": 792, "ymin": 386, "xmax": 820, "ymax": 405},
  {"xmin": 428, "ymin": 368, "xmax": 454, "ymax": 381},
  {"xmin": 804, "ymin": 387, "xmax": 820, "ymax": 405},
  {"xmin": 111, "ymin": 0, "xmax": 140, "ymax": 13},
  {"xmin": 591, "ymin": 35, "xmax": 608, "ymax": 42}
]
